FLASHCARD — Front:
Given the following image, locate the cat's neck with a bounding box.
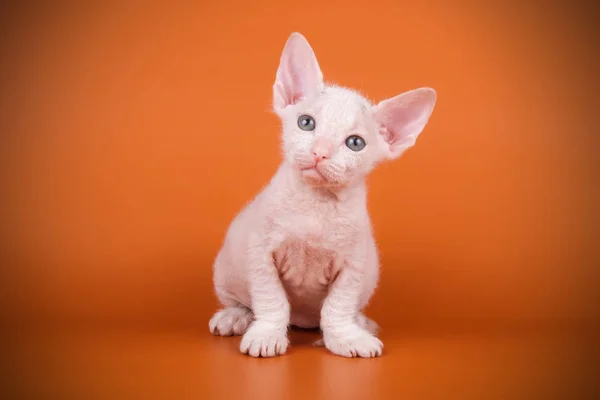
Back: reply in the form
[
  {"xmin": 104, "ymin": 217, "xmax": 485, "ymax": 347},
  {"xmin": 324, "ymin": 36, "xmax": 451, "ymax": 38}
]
[{"xmin": 276, "ymin": 161, "xmax": 367, "ymax": 204}]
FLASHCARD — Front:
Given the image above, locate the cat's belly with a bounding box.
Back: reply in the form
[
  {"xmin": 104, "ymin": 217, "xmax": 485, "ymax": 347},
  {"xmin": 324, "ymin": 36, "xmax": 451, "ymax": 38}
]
[{"xmin": 273, "ymin": 239, "xmax": 340, "ymax": 328}]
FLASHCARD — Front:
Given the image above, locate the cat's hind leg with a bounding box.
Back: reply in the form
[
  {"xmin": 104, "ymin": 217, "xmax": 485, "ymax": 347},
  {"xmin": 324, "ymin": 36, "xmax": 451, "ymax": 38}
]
[
  {"xmin": 209, "ymin": 252, "xmax": 254, "ymax": 336},
  {"xmin": 209, "ymin": 283, "xmax": 254, "ymax": 336}
]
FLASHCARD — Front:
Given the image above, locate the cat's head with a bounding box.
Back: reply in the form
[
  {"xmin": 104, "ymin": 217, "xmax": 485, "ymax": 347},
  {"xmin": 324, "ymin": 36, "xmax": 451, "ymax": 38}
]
[{"xmin": 272, "ymin": 32, "xmax": 437, "ymax": 189}]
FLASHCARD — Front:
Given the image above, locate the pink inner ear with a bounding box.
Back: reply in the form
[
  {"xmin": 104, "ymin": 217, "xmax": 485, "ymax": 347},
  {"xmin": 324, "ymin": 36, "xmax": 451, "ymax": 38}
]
[
  {"xmin": 277, "ymin": 66, "xmax": 305, "ymax": 105},
  {"xmin": 379, "ymin": 126, "xmax": 395, "ymax": 145},
  {"xmin": 372, "ymin": 88, "xmax": 436, "ymax": 156},
  {"xmin": 273, "ymin": 33, "xmax": 323, "ymax": 112}
]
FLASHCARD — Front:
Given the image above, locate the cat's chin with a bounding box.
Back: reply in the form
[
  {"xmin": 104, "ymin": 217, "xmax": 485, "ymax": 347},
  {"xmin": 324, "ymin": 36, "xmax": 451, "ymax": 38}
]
[
  {"xmin": 299, "ymin": 167, "xmax": 328, "ymax": 186},
  {"xmin": 298, "ymin": 168, "xmax": 349, "ymax": 190}
]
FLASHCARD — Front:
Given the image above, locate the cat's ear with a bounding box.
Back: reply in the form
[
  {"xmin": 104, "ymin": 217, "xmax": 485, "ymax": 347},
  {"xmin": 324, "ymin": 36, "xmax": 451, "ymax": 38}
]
[
  {"xmin": 372, "ymin": 87, "xmax": 437, "ymax": 159},
  {"xmin": 273, "ymin": 32, "xmax": 324, "ymax": 113}
]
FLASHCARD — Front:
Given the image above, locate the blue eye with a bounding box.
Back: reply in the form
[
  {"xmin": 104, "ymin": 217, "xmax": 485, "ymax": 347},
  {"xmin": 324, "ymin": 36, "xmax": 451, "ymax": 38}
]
[
  {"xmin": 346, "ymin": 135, "xmax": 366, "ymax": 151},
  {"xmin": 298, "ymin": 115, "xmax": 315, "ymax": 131}
]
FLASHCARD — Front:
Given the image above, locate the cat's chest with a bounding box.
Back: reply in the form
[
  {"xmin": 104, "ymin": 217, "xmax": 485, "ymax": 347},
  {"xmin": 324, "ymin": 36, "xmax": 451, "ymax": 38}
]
[
  {"xmin": 270, "ymin": 203, "xmax": 351, "ymax": 293},
  {"xmin": 273, "ymin": 239, "xmax": 339, "ymax": 292},
  {"xmin": 276, "ymin": 202, "xmax": 358, "ymax": 249},
  {"xmin": 286, "ymin": 213, "xmax": 331, "ymax": 242}
]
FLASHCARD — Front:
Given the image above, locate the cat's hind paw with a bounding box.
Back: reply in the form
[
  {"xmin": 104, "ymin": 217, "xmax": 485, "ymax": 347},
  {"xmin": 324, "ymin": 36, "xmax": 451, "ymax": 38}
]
[{"xmin": 209, "ymin": 307, "xmax": 253, "ymax": 336}]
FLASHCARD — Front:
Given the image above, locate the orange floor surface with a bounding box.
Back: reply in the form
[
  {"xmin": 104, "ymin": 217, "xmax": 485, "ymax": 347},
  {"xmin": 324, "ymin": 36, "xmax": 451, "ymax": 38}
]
[{"xmin": 4, "ymin": 327, "xmax": 598, "ymax": 399}]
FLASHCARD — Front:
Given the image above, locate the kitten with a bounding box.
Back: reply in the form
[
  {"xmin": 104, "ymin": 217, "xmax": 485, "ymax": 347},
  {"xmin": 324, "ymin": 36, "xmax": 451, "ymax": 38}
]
[{"xmin": 209, "ymin": 32, "xmax": 436, "ymax": 358}]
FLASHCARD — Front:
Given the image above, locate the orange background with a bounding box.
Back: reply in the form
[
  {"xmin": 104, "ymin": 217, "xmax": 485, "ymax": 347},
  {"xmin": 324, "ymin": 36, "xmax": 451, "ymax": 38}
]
[{"xmin": 1, "ymin": 1, "xmax": 598, "ymax": 398}]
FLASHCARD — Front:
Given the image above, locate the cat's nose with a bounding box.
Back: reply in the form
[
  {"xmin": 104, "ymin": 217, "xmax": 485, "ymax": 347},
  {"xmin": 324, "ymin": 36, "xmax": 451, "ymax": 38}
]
[
  {"xmin": 312, "ymin": 150, "xmax": 328, "ymax": 161},
  {"xmin": 311, "ymin": 139, "xmax": 332, "ymax": 162}
]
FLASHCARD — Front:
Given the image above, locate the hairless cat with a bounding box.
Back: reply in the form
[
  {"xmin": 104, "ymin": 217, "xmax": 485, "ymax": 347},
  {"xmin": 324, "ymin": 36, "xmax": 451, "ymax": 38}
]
[{"xmin": 209, "ymin": 32, "xmax": 437, "ymax": 358}]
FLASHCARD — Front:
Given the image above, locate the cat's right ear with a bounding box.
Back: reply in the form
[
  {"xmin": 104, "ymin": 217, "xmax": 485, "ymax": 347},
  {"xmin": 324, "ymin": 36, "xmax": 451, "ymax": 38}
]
[{"xmin": 273, "ymin": 32, "xmax": 324, "ymax": 114}]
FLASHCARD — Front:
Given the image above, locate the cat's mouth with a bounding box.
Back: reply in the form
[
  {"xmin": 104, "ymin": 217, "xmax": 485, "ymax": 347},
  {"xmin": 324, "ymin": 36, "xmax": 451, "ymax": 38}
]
[
  {"xmin": 298, "ymin": 164, "xmax": 347, "ymax": 190},
  {"xmin": 300, "ymin": 166, "xmax": 328, "ymax": 183}
]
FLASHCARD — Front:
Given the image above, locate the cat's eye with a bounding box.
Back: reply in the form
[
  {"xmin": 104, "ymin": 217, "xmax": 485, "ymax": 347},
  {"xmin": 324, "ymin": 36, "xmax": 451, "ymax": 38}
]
[
  {"xmin": 298, "ymin": 115, "xmax": 316, "ymax": 131},
  {"xmin": 346, "ymin": 135, "xmax": 366, "ymax": 151}
]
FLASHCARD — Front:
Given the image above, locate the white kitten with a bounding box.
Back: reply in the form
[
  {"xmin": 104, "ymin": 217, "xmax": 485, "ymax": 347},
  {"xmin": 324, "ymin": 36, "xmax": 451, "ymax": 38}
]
[{"xmin": 209, "ymin": 32, "xmax": 436, "ymax": 358}]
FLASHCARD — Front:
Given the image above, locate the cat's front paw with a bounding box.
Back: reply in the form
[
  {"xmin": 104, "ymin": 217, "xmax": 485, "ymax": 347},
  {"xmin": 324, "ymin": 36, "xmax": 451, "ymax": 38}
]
[
  {"xmin": 240, "ymin": 321, "xmax": 289, "ymax": 357},
  {"xmin": 323, "ymin": 326, "xmax": 383, "ymax": 358},
  {"xmin": 313, "ymin": 313, "xmax": 379, "ymax": 347}
]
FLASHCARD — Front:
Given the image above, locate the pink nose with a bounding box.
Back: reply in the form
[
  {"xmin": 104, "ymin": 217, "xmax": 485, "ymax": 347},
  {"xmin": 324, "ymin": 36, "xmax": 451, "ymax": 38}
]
[
  {"xmin": 311, "ymin": 139, "xmax": 332, "ymax": 162},
  {"xmin": 312, "ymin": 150, "xmax": 328, "ymax": 161}
]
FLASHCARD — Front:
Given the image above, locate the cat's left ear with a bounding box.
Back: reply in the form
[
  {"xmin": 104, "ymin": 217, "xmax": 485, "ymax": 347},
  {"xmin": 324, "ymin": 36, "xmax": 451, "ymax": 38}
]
[
  {"xmin": 372, "ymin": 87, "xmax": 437, "ymax": 159},
  {"xmin": 273, "ymin": 32, "xmax": 324, "ymax": 114}
]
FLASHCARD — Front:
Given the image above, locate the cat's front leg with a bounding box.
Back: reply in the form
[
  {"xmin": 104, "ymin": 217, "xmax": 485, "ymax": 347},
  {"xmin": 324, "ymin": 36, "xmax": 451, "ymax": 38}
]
[
  {"xmin": 240, "ymin": 240, "xmax": 290, "ymax": 358},
  {"xmin": 320, "ymin": 262, "xmax": 383, "ymax": 358}
]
